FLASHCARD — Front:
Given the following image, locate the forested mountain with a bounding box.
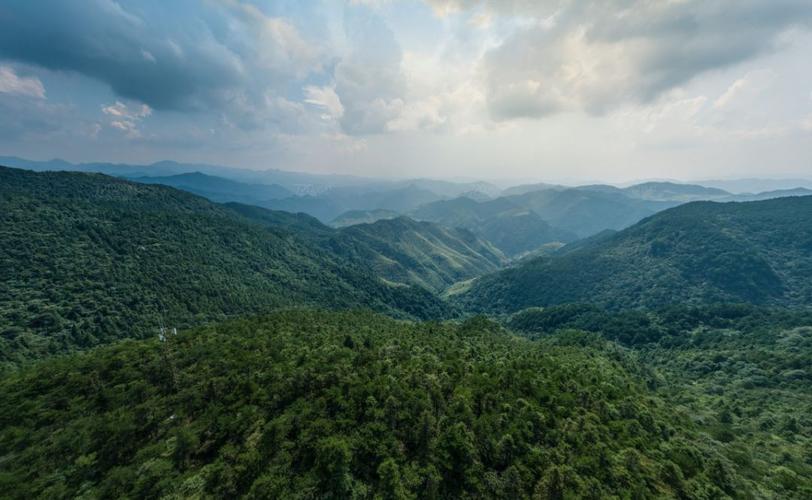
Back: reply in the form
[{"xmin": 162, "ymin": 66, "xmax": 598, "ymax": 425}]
[
  {"xmin": 505, "ymin": 188, "xmax": 678, "ymax": 238},
  {"xmin": 0, "ymin": 167, "xmax": 450, "ymax": 364},
  {"xmin": 411, "ymin": 197, "xmax": 578, "ymax": 257},
  {"xmin": 3, "ymin": 165, "xmax": 812, "ymax": 498},
  {"xmin": 502, "ymin": 180, "xmax": 732, "ymax": 201},
  {"xmin": 457, "ymin": 196, "xmax": 812, "ymax": 312},
  {"xmin": 0, "ymin": 309, "xmax": 784, "ymax": 499},
  {"xmin": 620, "ymin": 182, "xmax": 730, "ymax": 202},
  {"xmin": 727, "ymin": 187, "xmax": 812, "ymax": 202},
  {"xmin": 331, "ymin": 217, "xmax": 506, "ymax": 292},
  {"xmin": 0, "ymin": 156, "xmax": 374, "ymax": 195},
  {"xmin": 226, "ymin": 206, "xmax": 506, "ymax": 293},
  {"xmin": 263, "ymin": 184, "xmax": 444, "ymax": 222},
  {"xmin": 505, "ymin": 303, "xmax": 812, "ymax": 497},
  {"xmin": 411, "ymin": 187, "xmax": 673, "ymax": 256},
  {"xmin": 131, "ymin": 172, "xmax": 292, "ymax": 204},
  {"xmin": 331, "ymin": 209, "xmax": 400, "ymax": 227}
]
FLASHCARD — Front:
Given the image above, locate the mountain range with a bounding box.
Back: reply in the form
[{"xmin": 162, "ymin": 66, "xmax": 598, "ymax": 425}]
[
  {"xmin": 0, "ymin": 166, "xmax": 476, "ymax": 363},
  {"xmin": 3, "ymin": 161, "xmax": 812, "ymax": 498},
  {"xmin": 455, "ymin": 195, "xmax": 812, "ymax": 312},
  {"xmin": 5, "ymin": 156, "xmax": 810, "ymax": 258}
]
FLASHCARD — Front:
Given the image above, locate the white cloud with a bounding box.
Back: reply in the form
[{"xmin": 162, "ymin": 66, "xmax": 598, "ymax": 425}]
[
  {"xmin": 802, "ymin": 114, "xmax": 812, "ymax": 131},
  {"xmin": 225, "ymin": 0, "xmax": 323, "ymax": 79},
  {"xmin": 304, "ymin": 85, "xmax": 344, "ymax": 120},
  {"xmin": 141, "ymin": 49, "xmax": 156, "ymax": 63},
  {"xmin": 438, "ymin": 0, "xmax": 812, "ymax": 121},
  {"xmin": 102, "ymin": 101, "xmax": 152, "ymax": 138},
  {"xmin": 0, "ymin": 66, "xmax": 45, "ymax": 98},
  {"xmin": 713, "ymin": 78, "xmax": 748, "ymax": 109}
]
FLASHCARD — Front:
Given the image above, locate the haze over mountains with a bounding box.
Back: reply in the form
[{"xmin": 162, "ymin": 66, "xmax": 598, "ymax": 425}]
[
  {"xmin": 456, "ymin": 196, "xmax": 812, "ymax": 312},
  {"xmin": 3, "ymin": 161, "xmax": 812, "ymax": 498},
  {"xmin": 4, "ymin": 155, "xmax": 809, "ymax": 259},
  {"xmin": 4, "ymin": 0, "xmax": 812, "ymax": 496}
]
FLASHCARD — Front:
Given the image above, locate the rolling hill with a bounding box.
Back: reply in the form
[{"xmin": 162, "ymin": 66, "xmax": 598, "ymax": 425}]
[
  {"xmin": 225, "ymin": 206, "xmax": 506, "ymax": 293},
  {"xmin": 330, "ymin": 209, "xmax": 400, "ymax": 227},
  {"xmin": 0, "ymin": 309, "xmax": 756, "ymax": 499},
  {"xmin": 263, "ymin": 184, "xmax": 445, "ymax": 223},
  {"xmin": 411, "ymin": 187, "xmax": 673, "ymax": 256},
  {"xmin": 131, "ymin": 172, "xmax": 292, "ymax": 204},
  {"xmin": 0, "ymin": 166, "xmax": 450, "ymax": 364},
  {"xmin": 330, "ymin": 217, "xmax": 506, "ymax": 292},
  {"xmin": 456, "ymin": 196, "xmax": 812, "ymax": 312},
  {"xmin": 506, "ymin": 188, "xmax": 679, "ymax": 238},
  {"xmin": 620, "ymin": 181, "xmax": 730, "ymax": 202},
  {"xmin": 411, "ymin": 197, "xmax": 577, "ymax": 257}
]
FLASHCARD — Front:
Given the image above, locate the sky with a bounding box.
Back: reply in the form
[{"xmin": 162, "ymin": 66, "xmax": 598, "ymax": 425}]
[{"xmin": 0, "ymin": 0, "xmax": 811, "ymax": 183}]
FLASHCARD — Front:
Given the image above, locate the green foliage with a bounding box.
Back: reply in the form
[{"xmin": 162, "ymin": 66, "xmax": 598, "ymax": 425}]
[
  {"xmin": 509, "ymin": 304, "xmax": 812, "ymax": 497},
  {"xmin": 0, "ymin": 167, "xmax": 450, "ymax": 365},
  {"xmin": 459, "ymin": 196, "xmax": 812, "ymax": 312},
  {"xmin": 330, "ymin": 217, "xmax": 506, "ymax": 292},
  {"xmin": 331, "ymin": 209, "xmax": 400, "ymax": 228},
  {"xmin": 410, "ymin": 197, "xmax": 577, "ymax": 257},
  {"xmin": 0, "ymin": 310, "xmax": 736, "ymax": 499}
]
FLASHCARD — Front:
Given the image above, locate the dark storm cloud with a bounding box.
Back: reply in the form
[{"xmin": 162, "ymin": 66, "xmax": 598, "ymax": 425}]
[{"xmin": 0, "ymin": 0, "xmax": 253, "ymax": 111}]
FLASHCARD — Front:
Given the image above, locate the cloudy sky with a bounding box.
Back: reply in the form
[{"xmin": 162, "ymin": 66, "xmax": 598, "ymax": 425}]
[{"xmin": 0, "ymin": 0, "xmax": 810, "ymax": 182}]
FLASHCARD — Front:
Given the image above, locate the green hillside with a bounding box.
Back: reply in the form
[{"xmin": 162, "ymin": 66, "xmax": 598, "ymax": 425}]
[
  {"xmin": 226, "ymin": 204, "xmax": 506, "ymax": 292},
  {"xmin": 505, "ymin": 303, "xmax": 812, "ymax": 498},
  {"xmin": 227, "ymin": 206, "xmax": 506, "ymax": 293},
  {"xmin": 330, "ymin": 209, "xmax": 400, "ymax": 227},
  {"xmin": 331, "ymin": 217, "xmax": 506, "ymax": 292},
  {"xmin": 457, "ymin": 197, "xmax": 812, "ymax": 312},
  {"xmin": 0, "ymin": 167, "xmax": 449, "ymax": 365},
  {"xmin": 620, "ymin": 182, "xmax": 730, "ymax": 202},
  {"xmin": 0, "ymin": 309, "xmax": 758, "ymax": 499},
  {"xmin": 507, "ymin": 188, "xmax": 677, "ymax": 238},
  {"xmin": 411, "ymin": 197, "xmax": 577, "ymax": 257},
  {"xmin": 263, "ymin": 184, "xmax": 443, "ymax": 222},
  {"xmin": 131, "ymin": 172, "xmax": 292, "ymax": 204}
]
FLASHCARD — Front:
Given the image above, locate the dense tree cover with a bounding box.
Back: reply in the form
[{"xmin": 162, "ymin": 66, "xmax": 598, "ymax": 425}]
[
  {"xmin": 508, "ymin": 304, "xmax": 812, "ymax": 497},
  {"xmin": 331, "ymin": 217, "xmax": 506, "ymax": 292},
  {"xmin": 263, "ymin": 184, "xmax": 444, "ymax": 222},
  {"xmin": 4, "ymin": 165, "xmax": 812, "ymax": 498},
  {"xmin": 331, "ymin": 209, "xmax": 400, "ymax": 227},
  {"xmin": 505, "ymin": 188, "xmax": 677, "ymax": 239},
  {"xmin": 0, "ymin": 167, "xmax": 450, "ymax": 365},
  {"xmin": 508, "ymin": 303, "xmax": 812, "ymax": 347},
  {"xmin": 227, "ymin": 205, "xmax": 506, "ymax": 293},
  {"xmin": 410, "ymin": 197, "xmax": 578, "ymax": 257},
  {"xmin": 0, "ymin": 310, "xmax": 757, "ymax": 499},
  {"xmin": 131, "ymin": 172, "xmax": 293, "ymax": 204},
  {"xmin": 457, "ymin": 196, "xmax": 812, "ymax": 312}
]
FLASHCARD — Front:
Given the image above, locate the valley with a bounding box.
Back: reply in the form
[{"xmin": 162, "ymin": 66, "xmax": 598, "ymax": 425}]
[{"xmin": 1, "ymin": 162, "xmax": 811, "ymax": 497}]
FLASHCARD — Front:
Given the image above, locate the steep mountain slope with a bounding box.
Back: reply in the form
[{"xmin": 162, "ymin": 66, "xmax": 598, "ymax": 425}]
[
  {"xmin": 226, "ymin": 206, "xmax": 506, "ymax": 292},
  {"xmin": 500, "ymin": 181, "xmax": 566, "ymax": 196},
  {"xmin": 0, "ymin": 156, "xmax": 374, "ymax": 194},
  {"xmin": 131, "ymin": 172, "xmax": 292, "ymax": 204},
  {"xmin": 263, "ymin": 184, "xmax": 444, "ymax": 222},
  {"xmin": 330, "ymin": 209, "xmax": 400, "ymax": 227},
  {"xmin": 727, "ymin": 187, "xmax": 812, "ymax": 202},
  {"xmin": 507, "ymin": 188, "xmax": 678, "ymax": 238},
  {"xmin": 411, "ymin": 197, "xmax": 577, "ymax": 257},
  {"xmin": 330, "ymin": 217, "xmax": 506, "ymax": 292},
  {"xmin": 0, "ymin": 167, "xmax": 449, "ymax": 364},
  {"xmin": 621, "ymin": 181, "xmax": 730, "ymax": 202},
  {"xmin": 501, "ymin": 180, "xmax": 732, "ymax": 202},
  {"xmin": 0, "ymin": 310, "xmax": 748, "ymax": 499},
  {"xmin": 457, "ymin": 196, "xmax": 812, "ymax": 312}
]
